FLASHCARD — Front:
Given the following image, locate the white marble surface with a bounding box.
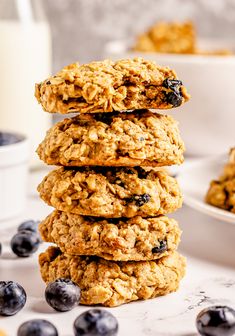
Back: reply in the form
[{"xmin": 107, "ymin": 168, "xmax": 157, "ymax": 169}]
[{"xmin": 0, "ymin": 169, "xmax": 235, "ymax": 335}]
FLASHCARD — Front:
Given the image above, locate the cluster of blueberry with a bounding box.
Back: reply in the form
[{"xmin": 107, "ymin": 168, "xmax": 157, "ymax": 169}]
[{"xmin": 0, "ymin": 220, "xmax": 118, "ymax": 335}]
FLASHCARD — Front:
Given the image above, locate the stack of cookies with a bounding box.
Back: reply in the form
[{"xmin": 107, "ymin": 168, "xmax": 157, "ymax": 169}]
[{"xmin": 35, "ymin": 58, "xmax": 190, "ymax": 307}]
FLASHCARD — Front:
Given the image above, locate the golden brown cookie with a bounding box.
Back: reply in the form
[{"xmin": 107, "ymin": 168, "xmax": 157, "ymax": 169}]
[
  {"xmin": 39, "ymin": 210, "xmax": 181, "ymax": 261},
  {"xmin": 37, "ymin": 110, "xmax": 185, "ymax": 167},
  {"xmin": 133, "ymin": 21, "xmax": 196, "ymax": 54},
  {"xmin": 39, "ymin": 246, "xmax": 186, "ymax": 307},
  {"xmin": 35, "ymin": 58, "xmax": 190, "ymax": 114},
  {"xmin": 38, "ymin": 166, "xmax": 182, "ymax": 218},
  {"xmin": 206, "ymin": 148, "xmax": 235, "ymax": 213}
]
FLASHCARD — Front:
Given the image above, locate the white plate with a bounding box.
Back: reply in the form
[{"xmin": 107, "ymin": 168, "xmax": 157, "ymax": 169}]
[{"xmin": 178, "ymin": 156, "xmax": 235, "ymax": 224}]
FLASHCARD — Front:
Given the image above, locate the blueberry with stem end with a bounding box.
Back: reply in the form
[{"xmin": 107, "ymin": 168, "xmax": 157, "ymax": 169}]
[
  {"xmin": 11, "ymin": 230, "xmax": 40, "ymax": 257},
  {"xmin": 0, "ymin": 281, "xmax": 26, "ymax": 316},
  {"xmin": 45, "ymin": 278, "xmax": 81, "ymax": 312},
  {"xmin": 17, "ymin": 319, "xmax": 58, "ymax": 336},
  {"xmin": 196, "ymin": 305, "xmax": 235, "ymax": 336},
  {"xmin": 74, "ymin": 309, "xmax": 118, "ymax": 336}
]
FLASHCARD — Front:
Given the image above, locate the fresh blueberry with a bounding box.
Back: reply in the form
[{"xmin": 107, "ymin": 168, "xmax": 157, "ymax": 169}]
[
  {"xmin": 152, "ymin": 240, "xmax": 167, "ymax": 254},
  {"xmin": 18, "ymin": 220, "xmax": 39, "ymax": 233},
  {"xmin": 0, "ymin": 242, "xmax": 2, "ymax": 255},
  {"xmin": 0, "ymin": 132, "xmax": 20, "ymax": 146},
  {"xmin": 73, "ymin": 309, "xmax": 118, "ymax": 336},
  {"xmin": 196, "ymin": 305, "xmax": 235, "ymax": 336},
  {"xmin": 0, "ymin": 281, "xmax": 26, "ymax": 316},
  {"xmin": 17, "ymin": 319, "xmax": 58, "ymax": 336},
  {"xmin": 45, "ymin": 278, "xmax": 81, "ymax": 312},
  {"xmin": 11, "ymin": 231, "xmax": 40, "ymax": 257}
]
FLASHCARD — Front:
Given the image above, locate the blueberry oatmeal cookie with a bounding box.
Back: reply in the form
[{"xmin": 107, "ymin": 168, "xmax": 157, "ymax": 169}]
[
  {"xmin": 39, "ymin": 246, "xmax": 186, "ymax": 307},
  {"xmin": 133, "ymin": 21, "xmax": 196, "ymax": 54},
  {"xmin": 37, "ymin": 166, "xmax": 182, "ymax": 218},
  {"xmin": 37, "ymin": 110, "xmax": 185, "ymax": 167},
  {"xmin": 206, "ymin": 148, "xmax": 235, "ymax": 213},
  {"xmin": 35, "ymin": 58, "xmax": 190, "ymax": 114},
  {"xmin": 39, "ymin": 210, "xmax": 181, "ymax": 261}
]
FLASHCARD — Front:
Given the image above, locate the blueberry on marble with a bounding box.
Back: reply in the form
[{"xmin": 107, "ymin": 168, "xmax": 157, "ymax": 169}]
[
  {"xmin": 152, "ymin": 240, "xmax": 167, "ymax": 254},
  {"xmin": 0, "ymin": 281, "xmax": 26, "ymax": 316},
  {"xmin": 18, "ymin": 220, "xmax": 40, "ymax": 233},
  {"xmin": 45, "ymin": 278, "xmax": 81, "ymax": 312},
  {"xmin": 196, "ymin": 305, "xmax": 235, "ymax": 336},
  {"xmin": 17, "ymin": 319, "xmax": 58, "ymax": 336},
  {"xmin": 0, "ymin": 242, "xmax": 2, "ymax": 255},
  {"xmin": 74, "ymin": 309, "xmax": 118, "ymax": 336},
  {"xmin": 11, "ymin": 230, "xmax": 40, "ymax": 257}
]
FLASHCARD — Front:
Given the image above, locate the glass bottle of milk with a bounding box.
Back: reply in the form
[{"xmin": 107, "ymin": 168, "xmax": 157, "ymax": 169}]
[{"xmin": 0, "ymin": 0, "xmax": 52, "ymax": 167}]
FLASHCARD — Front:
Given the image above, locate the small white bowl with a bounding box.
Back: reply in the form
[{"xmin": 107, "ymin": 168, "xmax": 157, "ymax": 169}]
[
  {"xmin": 0, "ymin": 132, "xmax": 29, "ymax": 221},
  {"xmin": 104, "ymin": 39, "xmax": 235, "ymax": 157}
]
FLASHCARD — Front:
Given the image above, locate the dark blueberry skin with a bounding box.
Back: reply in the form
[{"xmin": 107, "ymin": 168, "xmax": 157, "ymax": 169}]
[
  {"xmin": 11, "ymin": 231, "xmax": 40, "ymax": 257},
  {"xmin": 0, "ymin": 242, "xmax": 2, "ymax": 255},
  {"xmin": 45, "ymin": 278, "xmax": 81, "ymax": 312},
  {"xmin": 17, "ymin": 319, "xmax": 58, "ymax": 336},
  {"xmin": 163, "ymin": 78, "xmax": 183, "ymax": 107},
  {"xmin": 165, "ymin": 91, "xmax": 183, "ymax": 107},
  {"xmin": 127, "ymin": 193, "xmax": 151, "ymax": 207},
  {"xmin": 163, "ymin": 78, "xmax": 182, "ymax": 90},
  {"xmin": 196, "ymin": 305, "xmax": 235, "ymax": 336},
  {"xmin": 74, "ymin": 309, "xmax": 118, "ymax": 336},
  {"xmin": 0, "ymin": 132, "xmax": 21, "ymax": 146},
  {"xmin": 0, "ymin": 281, "xmax": 26, "ymax": 316},
  {"xmin": 18, "ymin": 220, "xmax": 39, "ymax": 233},
  {"xmin": 152, "ymin": 240, "xmax": 167, "ymax": 254}
]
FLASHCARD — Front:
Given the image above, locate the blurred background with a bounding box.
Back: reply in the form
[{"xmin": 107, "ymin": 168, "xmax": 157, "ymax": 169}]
[{"xmin": 44, "ymin": 0, "xmax": 235, "ymax": 70}]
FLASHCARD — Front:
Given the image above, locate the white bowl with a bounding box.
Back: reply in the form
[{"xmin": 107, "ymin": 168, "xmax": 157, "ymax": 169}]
[
  {"xmin": 104, "ymin": 39, "xmax": 235, "ymax": 157},
  {"xmin": 0, "ymin": 132, "xmax": 29, "ymax": 221}
]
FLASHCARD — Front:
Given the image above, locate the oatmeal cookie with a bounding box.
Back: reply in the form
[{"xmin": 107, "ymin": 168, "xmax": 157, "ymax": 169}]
[
  {"xmin": 37, "ymin": 110, "xmax": 185, "ymax": 167},
  {"xmin": 38, "ymin": 167, "xmax": 182, "ymax": 218},
  {"xmin": 39, "ymin": 246, "xmax": 186, "ymax": 307},
  {"xmin": 206, "ymin": 148, "xmax": 235, "ymax": 213},
  {"xmin": 39, "ymin": 210, "xmax": 181, "ymax": 261},
  {"xmin": 133, "ymin": 21, "xmax": 196, "ymax": 54},
  {"xmin": 35, "ymin": 58, "xmax": 190, "ymax": 114}
]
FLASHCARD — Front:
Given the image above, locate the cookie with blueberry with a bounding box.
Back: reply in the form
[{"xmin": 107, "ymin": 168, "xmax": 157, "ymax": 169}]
[
  {"xmin": 38, "ymin": 166, "xmax": 182, "ymax": 218},
  {"xmin": 39, "ymin": 246, "xmax": 186, "ymax": 307},
  {"xmin": 35, "ymin": 57, "xmax": 190, "ymax": 114},
  {"xmin": 39, "ymin": 210, "xmax": 181, "ymax": 261},
  {"xmin": 37, "ymin": 110, "xmax": 185, "ymax": 167}
]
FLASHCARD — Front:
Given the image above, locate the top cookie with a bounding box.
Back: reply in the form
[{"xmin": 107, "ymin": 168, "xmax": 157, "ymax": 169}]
[{"xmin": 35, "ymin": 57, "xmax": 190, "ymax": 114}]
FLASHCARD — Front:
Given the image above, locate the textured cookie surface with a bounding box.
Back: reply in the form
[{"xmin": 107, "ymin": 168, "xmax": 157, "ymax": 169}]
[
  {"xmin": 39, "ymin": 246, "xmax": 186, "ymax": 307},
  {"xmin": 37, "ymin": 110, "xmax": 184, "ymax": 167},
  {"xmin": 39, "ymin": 210, "xmax": 181, "ymax": 261},
  {"xmin": 133, "ymin": 21, "xmax": 196, "ymax": 54},
  {"xmin": 35, "ymin": 57, "xmax": 190, "ymax": 114},
  {"xmin": 38, "ymin": 167, "xmax": 182, "ymax": 218},
  {"xmin": 206, "ymin": 148, "xmax": 235, "ymax": 213}
]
